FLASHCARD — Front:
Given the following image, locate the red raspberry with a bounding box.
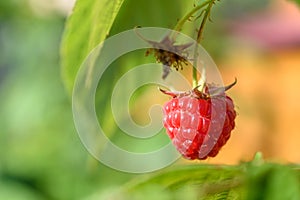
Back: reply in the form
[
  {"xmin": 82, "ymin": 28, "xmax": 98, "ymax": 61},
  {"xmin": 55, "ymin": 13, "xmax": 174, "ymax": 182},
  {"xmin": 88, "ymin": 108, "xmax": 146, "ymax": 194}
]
[{"xmin": 161, "ymin": 81, "xmax": 237, "ymax": 160}]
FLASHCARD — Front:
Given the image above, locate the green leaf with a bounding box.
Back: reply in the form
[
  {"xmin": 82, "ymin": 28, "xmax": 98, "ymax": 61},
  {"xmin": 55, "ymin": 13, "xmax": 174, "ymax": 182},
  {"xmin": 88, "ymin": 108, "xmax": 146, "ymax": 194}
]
[
  {"xmin": 60, "ymin": 0, "xmax": 125, "ymax": 94},
  {"xmin": 100, "ymin": 163, "xmax": 300, "ymax": 200},
  {"xmin": 245, "ymin": 163, "xmax": 300, "ymax": 200},
  {"xmin": 119, "ymin": 164, "xmax": 245, "ymax": 200}
]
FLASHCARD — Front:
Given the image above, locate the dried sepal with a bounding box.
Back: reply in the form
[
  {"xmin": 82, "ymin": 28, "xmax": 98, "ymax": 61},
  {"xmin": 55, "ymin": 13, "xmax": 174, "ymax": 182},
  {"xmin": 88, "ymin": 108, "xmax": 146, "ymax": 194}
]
[{"xmin": 135, "ymin": 28, "xmax": 192, "ymax": 79}]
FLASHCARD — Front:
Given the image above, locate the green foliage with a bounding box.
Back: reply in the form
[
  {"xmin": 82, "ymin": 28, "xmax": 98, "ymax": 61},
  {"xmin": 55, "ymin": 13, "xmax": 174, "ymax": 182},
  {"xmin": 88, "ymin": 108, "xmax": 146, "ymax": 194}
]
[
  {"xmin": 60, "ymin": 0, "xmax": 193, "ymax": 153},
  {"xmin": 59, "ymin": 0, "xmax": 300, "ymax": 199},
  {"xmin": 2, "ymin": 0, "xmax": 300, "ymax": 199},
  {"xmin": 95, "ymin": 162, "xmax": 300, "ymax": 200},
  {"xmin": 60, "ymin": 0, "xmax": 125, "ymax": 93},
  {"xmin": 0, "ymin": 2, "xmax": 132, "ymax": 200},
  {"xmin": 294, "ymin": 0, "xmax": 300, "ymax": 6},
  {"xmin": 60, "ymin": 0, "xmax": 193, "ymax": 94},
  {"xmin": 123, "ymin": 164, "xmax": 244, "ymax": 200},
  {"xmin": 246, "ymin": 163, "xmax": 300, "ymax": 200}
]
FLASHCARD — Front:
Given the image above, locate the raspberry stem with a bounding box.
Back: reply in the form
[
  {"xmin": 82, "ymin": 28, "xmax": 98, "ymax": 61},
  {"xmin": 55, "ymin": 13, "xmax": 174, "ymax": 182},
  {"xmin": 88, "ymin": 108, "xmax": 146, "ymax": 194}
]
[
  {"xmin": 197, "ymin": 66, "xmax": 206, "ymax": 92},
  {"xmin": 172, "ymin": 0, "xmax": 214, "ymax": 86},
  {"xmin": 196, "ymin": 0, "xmax": 216, "ymax": 44},
  {"xmin": 173, "ymin": 0, "xmax": 212, "ymax": 35},
  {"xmin": 193, "ymin": 0, "xmax": 217, "ymax": 88}
]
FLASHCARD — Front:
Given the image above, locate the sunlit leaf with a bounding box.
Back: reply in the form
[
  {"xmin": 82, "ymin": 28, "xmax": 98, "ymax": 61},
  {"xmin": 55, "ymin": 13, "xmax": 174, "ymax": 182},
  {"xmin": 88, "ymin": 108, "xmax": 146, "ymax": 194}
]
[{"xmin": 60, "ymin": 0, "xmax": 125, "ymax": 93}]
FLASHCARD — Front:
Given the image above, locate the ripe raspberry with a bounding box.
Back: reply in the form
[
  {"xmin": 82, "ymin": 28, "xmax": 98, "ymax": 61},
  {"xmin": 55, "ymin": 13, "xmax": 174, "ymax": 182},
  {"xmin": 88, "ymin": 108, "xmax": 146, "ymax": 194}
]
[{"xmin": 161, "ymin": 81, "xmax": 237, "ymax": 160}]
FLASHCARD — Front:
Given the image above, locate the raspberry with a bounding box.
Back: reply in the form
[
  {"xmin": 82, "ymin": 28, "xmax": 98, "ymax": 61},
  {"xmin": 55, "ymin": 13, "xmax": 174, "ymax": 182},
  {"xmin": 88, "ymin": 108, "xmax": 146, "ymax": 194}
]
[{"xmin": 161, "ymin": 81, "xmax": 237, "ymax": 160}]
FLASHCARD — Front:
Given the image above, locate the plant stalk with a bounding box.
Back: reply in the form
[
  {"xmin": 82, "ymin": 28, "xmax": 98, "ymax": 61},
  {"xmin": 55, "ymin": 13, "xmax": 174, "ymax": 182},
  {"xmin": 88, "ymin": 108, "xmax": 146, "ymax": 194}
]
[
  {"xmin": 172, "ymin": 0, "xmax": 212, "ymax": 38},
  {"xmin": 193, "ymin": 0, "xmax": 216, "ymax": 88}
]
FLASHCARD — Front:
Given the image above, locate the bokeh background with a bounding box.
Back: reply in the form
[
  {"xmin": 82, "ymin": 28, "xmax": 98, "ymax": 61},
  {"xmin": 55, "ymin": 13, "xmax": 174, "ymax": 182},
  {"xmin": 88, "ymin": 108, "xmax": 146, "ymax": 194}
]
[{"xmin": 1, "ymin": 0, "xmax": 300, "ymax": 199}]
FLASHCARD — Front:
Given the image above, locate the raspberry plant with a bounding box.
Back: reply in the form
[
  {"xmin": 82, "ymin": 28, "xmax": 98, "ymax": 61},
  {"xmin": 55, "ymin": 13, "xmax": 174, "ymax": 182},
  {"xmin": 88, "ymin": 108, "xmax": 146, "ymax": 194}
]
[
  {"xmin": 138, "ymin": 0, "xmax": 237, "ymax": 160},
  {"xmin": 60, "ymin": 0, "xmax": 300, "ymax": 199}
]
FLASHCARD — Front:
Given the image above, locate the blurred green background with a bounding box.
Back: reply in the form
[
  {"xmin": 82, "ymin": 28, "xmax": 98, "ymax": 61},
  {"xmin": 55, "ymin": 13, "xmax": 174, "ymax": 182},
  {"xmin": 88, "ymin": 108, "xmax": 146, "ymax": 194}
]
[
  {"xmin": 1, "ymin": 0, "xmax": 300, "ymax": 199},
  {"xmin": 0, "ymin": 1, "xmax": 133, "ymax": 199}
]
